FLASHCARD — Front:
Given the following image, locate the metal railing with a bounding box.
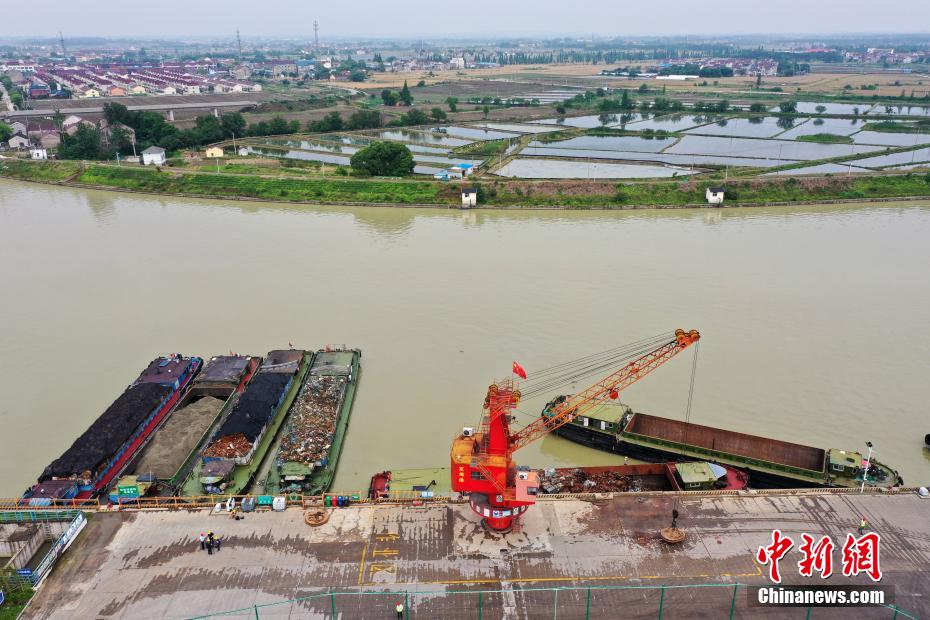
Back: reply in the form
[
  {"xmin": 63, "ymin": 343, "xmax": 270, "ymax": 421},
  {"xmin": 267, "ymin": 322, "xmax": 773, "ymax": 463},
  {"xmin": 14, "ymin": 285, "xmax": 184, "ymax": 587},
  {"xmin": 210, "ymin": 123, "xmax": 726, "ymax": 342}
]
[{"xmin": 185, "ymin": 584, "xmax": 919, "ymax": 620}]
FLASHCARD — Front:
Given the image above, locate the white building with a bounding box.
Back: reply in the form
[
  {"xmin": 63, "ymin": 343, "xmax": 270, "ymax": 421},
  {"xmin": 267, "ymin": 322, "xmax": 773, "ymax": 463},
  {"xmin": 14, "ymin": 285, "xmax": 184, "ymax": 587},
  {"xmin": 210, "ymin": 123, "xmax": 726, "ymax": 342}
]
[
  {"xmin": 142, "ymin": 146, "xmax": 167, "ymax": 166},
  {"xmin": 30, "ymin": 147, "xmax": 48, "ymax": 160},
  {"xmin": 461, "ymin": 186, "xmax": 477, "ymax": 208},
  {"xmin": 8, "ymin": 134, "xmax": 30, "ymax": 149},
  {"xmin": 706, "ymin": 186, "xmax": 725, "ymax": 205}
]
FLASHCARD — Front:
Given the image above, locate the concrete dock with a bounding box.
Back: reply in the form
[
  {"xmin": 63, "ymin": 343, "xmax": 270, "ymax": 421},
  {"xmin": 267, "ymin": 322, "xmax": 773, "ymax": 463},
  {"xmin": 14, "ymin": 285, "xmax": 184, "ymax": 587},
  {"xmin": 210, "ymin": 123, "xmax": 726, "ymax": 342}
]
[{"xmin": 20, "ymin": 492, "xmax": 930, "ymax": 619}]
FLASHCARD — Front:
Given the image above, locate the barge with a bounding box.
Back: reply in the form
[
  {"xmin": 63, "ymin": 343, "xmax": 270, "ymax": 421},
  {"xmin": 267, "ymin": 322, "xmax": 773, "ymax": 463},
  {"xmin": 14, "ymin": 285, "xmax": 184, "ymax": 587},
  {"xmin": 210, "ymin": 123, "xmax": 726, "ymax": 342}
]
[
  {"xmin": 26, "ymin": 354, "xmax": 202, "ymax": 502},
  {"xmin": 369, "ymin": 462, "xmax": 748, "ymax": 500},
  {"xmin": 543, "ymin": 400, "xmax": 902, "ymax": 489},
  {"xmin": 197, "ymin": 349, "xmax": 312, "ymax": 495},
  {"xmin": 108, "ymin": 354, "xmax": 260, "ymax": 502},
  {"xmin": 270, "ymin": 348, "xmax": 361, "ymax": 495}
]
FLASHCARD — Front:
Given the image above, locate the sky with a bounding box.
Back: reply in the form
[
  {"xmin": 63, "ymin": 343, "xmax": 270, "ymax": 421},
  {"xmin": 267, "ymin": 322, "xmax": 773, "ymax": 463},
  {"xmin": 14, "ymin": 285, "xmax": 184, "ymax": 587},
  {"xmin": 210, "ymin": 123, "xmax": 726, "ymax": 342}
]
[{"xmin": 6, "ymin": 0, "xmax": 930, "ymax": 39}]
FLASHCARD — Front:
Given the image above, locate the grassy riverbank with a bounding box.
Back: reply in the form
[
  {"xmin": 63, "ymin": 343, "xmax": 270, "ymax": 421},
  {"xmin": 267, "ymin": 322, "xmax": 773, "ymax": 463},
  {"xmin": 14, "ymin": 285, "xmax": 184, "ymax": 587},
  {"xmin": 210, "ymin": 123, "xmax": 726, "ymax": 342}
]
[{"xmin": 3, "ymin": 159, "xmax": 930, "ymax": 208}]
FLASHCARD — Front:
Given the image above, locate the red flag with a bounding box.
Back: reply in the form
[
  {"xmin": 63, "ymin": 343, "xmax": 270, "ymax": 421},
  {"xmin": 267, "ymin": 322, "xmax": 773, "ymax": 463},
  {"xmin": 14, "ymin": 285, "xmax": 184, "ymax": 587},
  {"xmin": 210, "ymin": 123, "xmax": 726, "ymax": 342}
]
[
  {"xmin": 288, "ymin": 341, "xmax": 293, "ymax": 349},
  {"xmin": 512, "ymin": 361, "xmax": 527, "ymax": 380}
]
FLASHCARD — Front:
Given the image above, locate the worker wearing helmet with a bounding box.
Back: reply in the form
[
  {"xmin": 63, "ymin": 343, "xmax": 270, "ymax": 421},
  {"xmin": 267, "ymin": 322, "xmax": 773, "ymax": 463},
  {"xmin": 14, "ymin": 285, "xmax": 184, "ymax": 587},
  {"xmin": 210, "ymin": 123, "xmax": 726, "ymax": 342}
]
[{"xmin": 395, "ymin": 601, "xmax": 404, "ymax": 619}]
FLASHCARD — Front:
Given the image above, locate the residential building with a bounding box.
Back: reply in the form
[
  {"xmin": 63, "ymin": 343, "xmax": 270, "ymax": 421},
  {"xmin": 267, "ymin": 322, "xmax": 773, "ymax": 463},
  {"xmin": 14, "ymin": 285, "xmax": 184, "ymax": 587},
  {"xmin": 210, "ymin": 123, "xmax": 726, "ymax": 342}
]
[
  {"xmin": 204, "ymin": 146, "xmax": 224, "ymax": 158},
  {"xmin": 142, "ymin": 146, "xmax": 167, "ymax": 165},
  {"xmin": 8, "ymin": 134, "xmax": 30, "ymax": 149}
]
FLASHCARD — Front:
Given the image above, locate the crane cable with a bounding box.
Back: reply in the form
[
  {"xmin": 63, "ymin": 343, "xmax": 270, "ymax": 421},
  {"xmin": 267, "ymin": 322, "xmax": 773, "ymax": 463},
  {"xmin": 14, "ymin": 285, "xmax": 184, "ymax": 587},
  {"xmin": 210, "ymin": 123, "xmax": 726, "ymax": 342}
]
[
  {"xmin": 519, "ymin": 333, "xmax": 675, "ymax": 400},
  {"xmin": 674, "ymin": 340, "xmax": 700, "ymax": 518}
]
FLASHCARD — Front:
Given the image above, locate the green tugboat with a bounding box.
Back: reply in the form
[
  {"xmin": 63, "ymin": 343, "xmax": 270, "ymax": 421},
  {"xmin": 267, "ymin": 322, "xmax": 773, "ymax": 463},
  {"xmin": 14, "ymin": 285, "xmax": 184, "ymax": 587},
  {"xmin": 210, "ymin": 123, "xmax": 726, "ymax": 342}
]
[
  {"xmin": 191, "ymin": 349, "xmax": 313, "ymax": 496},
  {"xmin": 266, "ymin": 348, "xmax": 361, "ymax": 495},
  {"xmin": 543, "ymin": 400, "xmax": 903, "ymax": 490}
]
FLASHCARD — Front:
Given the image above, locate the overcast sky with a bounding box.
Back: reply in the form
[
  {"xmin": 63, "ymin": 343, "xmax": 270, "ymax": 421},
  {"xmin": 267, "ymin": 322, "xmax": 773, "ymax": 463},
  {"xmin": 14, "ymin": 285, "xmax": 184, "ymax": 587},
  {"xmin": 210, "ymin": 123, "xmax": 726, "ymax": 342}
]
[{"xmin": 7, "ymin": 0, "xmax": 930, "ymax": 39}]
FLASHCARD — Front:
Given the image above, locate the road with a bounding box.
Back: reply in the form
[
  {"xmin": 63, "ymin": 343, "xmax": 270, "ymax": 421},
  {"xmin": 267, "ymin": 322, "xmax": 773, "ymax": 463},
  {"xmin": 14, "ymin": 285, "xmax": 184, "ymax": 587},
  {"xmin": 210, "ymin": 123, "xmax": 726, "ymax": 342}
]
[
  {"xmin": 0, "ymin": 82, "xmax": 12, "ymax": 113},
  {"xmin": 21, "ymin": 492, "xmax": 930, "ymax": 619},
  {"xmin": 0, "ymin": 99, "xmax": 259, "ymax": 119}
]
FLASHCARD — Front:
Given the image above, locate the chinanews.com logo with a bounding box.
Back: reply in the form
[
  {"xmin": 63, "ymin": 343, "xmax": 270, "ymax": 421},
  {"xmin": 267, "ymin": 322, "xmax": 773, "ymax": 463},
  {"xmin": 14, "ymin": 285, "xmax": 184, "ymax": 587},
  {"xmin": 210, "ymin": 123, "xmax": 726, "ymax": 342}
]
[{"xmin": 749, "ymin": 529, "xmax": 893, "ymax": 608}]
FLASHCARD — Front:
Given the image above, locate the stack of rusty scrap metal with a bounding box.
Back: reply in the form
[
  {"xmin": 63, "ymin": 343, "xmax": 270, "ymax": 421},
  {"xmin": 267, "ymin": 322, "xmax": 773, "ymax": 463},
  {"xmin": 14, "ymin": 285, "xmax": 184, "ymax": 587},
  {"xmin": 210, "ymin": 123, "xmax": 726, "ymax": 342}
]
[
  {"xmin": 278, "ymin": 375, "xmax": 347, "ymax": 465},
  {"xmin": 537, "ymin": 468, "xmax": 641, "ymax": 494},
  {"xmin": 203, "ymin": 433, "xmax": 252, "ymax": 459}
]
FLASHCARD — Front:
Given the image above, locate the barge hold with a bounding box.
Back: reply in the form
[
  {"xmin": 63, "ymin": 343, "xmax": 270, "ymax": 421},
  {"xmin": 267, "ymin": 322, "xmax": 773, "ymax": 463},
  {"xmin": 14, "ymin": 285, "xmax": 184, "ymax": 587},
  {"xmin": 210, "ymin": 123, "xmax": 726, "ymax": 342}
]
[
  {"xmin": 271, "ymin": 348, "xmax": 361, "ymax": 495},
  {"xmin": 27, "ymin": 354, "xmax": 202, "ymax": 502},
  {"xmin": 109, "ymin": 354, "xmax": 260, "ymax": 502},
  {"xmin": 368, "ymin": 462, "xmax": 748, "ymax": 499},
  {"xmin": 544, "ymin": 401, "xmax": 902, "ymax": 489},
  {"xmin": 198, "ymin": 349, "xmax": 311, "ymax": 495}
]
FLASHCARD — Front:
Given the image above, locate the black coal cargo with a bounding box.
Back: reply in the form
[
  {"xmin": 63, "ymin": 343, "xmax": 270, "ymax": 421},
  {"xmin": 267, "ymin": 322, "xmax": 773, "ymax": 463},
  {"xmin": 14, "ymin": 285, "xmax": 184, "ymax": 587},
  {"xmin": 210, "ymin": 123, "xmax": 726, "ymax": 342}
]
[
  {"xmin": 212, "ymin": 373, "xmax": 291, "ymax": 442},
  {"xmin": 41, "ymin": 383, "xmax": 172, "ymax": 480}
]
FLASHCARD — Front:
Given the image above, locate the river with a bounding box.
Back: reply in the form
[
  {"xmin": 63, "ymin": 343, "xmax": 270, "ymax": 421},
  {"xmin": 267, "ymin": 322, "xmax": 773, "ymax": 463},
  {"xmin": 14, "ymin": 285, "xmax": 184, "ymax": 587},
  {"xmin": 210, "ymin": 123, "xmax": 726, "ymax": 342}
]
[{"xmin": 1, "ymin": 178, "xmax": 928, "ymax": 497}]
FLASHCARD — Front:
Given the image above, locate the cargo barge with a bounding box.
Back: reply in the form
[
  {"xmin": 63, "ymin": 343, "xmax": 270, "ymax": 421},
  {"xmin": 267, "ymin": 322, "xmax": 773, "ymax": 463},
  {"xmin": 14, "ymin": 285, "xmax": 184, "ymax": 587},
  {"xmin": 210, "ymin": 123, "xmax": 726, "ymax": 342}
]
[
  {"xmin": 25, "ymin": 354, "xmax": 202, "ymax": 503},
  {"xmin": 108, "ymin": 354, "xmax": 260, "ymax": 502},
  {"xmin": 368, "ymin": 462, "xmax": 748, "ymax": 500},
  {"xmin": 269, "ymin": 348, "xmax": 361, "ymax": 496},
  {"xmin": 196, "ymin": 349, "xmax": 312, "ymax": 495},
  {"xmin": 543, "ymin": 400, "xmax": 903, "ymax": 489}
]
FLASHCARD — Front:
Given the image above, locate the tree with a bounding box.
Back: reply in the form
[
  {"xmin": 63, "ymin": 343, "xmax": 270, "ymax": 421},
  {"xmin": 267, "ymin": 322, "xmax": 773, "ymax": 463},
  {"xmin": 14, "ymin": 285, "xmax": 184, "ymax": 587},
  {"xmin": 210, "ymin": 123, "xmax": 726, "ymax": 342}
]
[
  {"xmin": 381, "ymin": 89, "xmax": 398, "ymax": 106},
  {"xmin": 749, "ymin": 103, "xmax": 767, "ymax": 113},
  {"xmin": 815, "ymin": 105, "xmax": 827, "ymax": 114},
  {"xmin": 756, "ymin": 74, "xmax": 762, "ymax": 88},
  {"xmin": 416, "ymin": 80, "xmax": 426, "ymax": 87},
  {"xmin": 430, "ymin": 107, "xmax": 447, "ymax": 121},
  {"xmin": 482, "ymin": 105, "xmax": 490, "ymax": 119},
  {"xmin": 349, "ymin": 70, "xmax": 366, "ymax": 82},
  {"xmin": 191, "ymin": 114, "xmax": 225, "ymax": 144},
  {"xmin": 715, "ymin": 99, "xmax": 730, "ymax": 113},
  {"xmin": 0, "ymin": 121, "xmax": 12, "ymax": 142},
  {"xmin": 446, "ymin": 96, "xmax": 458, "ymax": 112},
  {"xmin": 350, "ymin": 141, "xmax": 414, "ymax": 176},
  {"xmin": 347, "ymin": 110, "xmax": 382, "ymax": 130},
  {"xmin": 620, "ymin": 89, "xmax": 633, "ymax": 110},
  {"xmin": 109, "ymin": 125, "xmax": 134, "ymax": 154},
  {"xmin": 399, "ymin": 80, "xmax": 413, "ymax": 106},
  {"xmin": 308, "ymin": 112, "xmax": 344, "ymax": 133},
  {"xmin": 221, "ymin": 112, "xmax": 246, "ymax": 138},
  {"xmin": 58, "ymin": 124, "xmax": 106, "ymax": 160},
  {"xmin": 778, "ymin": 100, "xmax": 798, "ymax": 114},
  {"xmin": 555, "ymin": 104, "xmax": 566, "ymax": 115},
  {"xmin": 401, "ymin": 108, "xmax": 428, "ymax": 125},
  {"xmin": 103, "ymin": 102, "xmax": 133, "ymax": 126}
]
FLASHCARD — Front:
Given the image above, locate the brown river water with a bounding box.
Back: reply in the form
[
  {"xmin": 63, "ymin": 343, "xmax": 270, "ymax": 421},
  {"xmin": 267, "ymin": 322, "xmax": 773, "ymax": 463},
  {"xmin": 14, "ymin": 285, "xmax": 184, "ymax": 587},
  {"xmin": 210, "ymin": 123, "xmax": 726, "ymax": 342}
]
[{"xmin": 1, "ymin": 178, "xmax": 928, "ymax": 497}]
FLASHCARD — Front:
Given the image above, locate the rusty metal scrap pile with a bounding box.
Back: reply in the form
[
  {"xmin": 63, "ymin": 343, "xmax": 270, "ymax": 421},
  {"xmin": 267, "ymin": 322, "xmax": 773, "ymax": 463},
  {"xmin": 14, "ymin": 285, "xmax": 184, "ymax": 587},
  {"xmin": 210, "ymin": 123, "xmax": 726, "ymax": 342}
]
[
  {"xmin": 203, "ymin": 433, "xmax": 252, "ymax": 459},
  {"xmin": 537, "ymin": 468, "xmax": 644, "ymax": 494},
  {"xmin": 278, "ymin": 375, "xmax": 347, "ymax": 464}
]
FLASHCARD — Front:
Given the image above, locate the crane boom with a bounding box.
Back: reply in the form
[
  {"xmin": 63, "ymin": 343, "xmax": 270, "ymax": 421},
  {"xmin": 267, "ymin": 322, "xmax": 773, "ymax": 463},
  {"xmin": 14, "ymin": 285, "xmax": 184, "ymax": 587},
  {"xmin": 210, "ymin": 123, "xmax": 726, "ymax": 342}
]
[{"xmin": 509, "ymin": 329, "xmax": 700, "ymax": 452}]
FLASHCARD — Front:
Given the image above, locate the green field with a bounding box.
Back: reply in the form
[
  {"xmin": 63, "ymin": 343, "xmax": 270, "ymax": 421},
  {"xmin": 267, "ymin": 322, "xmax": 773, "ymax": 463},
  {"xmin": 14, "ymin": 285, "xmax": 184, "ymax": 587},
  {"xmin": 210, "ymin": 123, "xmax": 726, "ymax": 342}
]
[
  {"xmin": 74, "ymin": 165, "xmax": 447, "ymax": 204},
  {"xmin": 796, "ymin": 133, "xmax": 854, "ymax": 144}
]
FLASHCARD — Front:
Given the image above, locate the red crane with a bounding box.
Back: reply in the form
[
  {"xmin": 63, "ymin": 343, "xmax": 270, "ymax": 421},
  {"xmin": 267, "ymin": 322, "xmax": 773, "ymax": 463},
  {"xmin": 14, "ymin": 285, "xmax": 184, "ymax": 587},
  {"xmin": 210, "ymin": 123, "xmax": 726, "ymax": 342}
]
[{"xmin": 451, "ymin": 329, "xmax": 700, "ymax": 532}]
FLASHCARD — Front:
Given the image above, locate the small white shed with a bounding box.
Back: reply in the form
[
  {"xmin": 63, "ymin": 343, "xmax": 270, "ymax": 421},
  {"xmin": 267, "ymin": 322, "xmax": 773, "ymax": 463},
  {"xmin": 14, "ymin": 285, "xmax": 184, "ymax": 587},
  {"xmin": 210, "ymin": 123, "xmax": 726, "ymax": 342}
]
[
  {"xmin": 142, "ymin": 146, "xmax": 167, "ymax": 166},
  {"xmin": 30, "ymin": 148, "xmax": 48, "ymax": 160},
  {"xmin": 461, "ymin": 187, "xmax": 477, "ymax": 209},
  {"xmin": 706, "ymin": 186, "xmax": 725, "ymax": 205}
]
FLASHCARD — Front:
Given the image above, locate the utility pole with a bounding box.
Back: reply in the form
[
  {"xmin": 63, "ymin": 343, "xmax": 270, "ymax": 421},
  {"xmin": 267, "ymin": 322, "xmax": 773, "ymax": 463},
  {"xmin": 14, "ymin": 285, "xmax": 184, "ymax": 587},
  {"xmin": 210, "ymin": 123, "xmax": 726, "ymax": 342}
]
[
  {"xmin": 236, "ymin": 30, "xmax": 242, "ymax": 61},
  {"xmin": 313, "ymin": 20, "xmax": 319, "ymax": 50}
]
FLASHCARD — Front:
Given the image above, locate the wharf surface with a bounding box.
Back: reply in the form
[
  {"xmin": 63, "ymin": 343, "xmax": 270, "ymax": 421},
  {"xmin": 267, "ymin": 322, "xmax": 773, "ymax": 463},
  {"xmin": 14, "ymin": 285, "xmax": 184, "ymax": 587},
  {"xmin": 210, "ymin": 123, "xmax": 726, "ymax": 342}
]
[{"xmin": 19, "ymin": 492, "xmax": 930, "ymax": 619}]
